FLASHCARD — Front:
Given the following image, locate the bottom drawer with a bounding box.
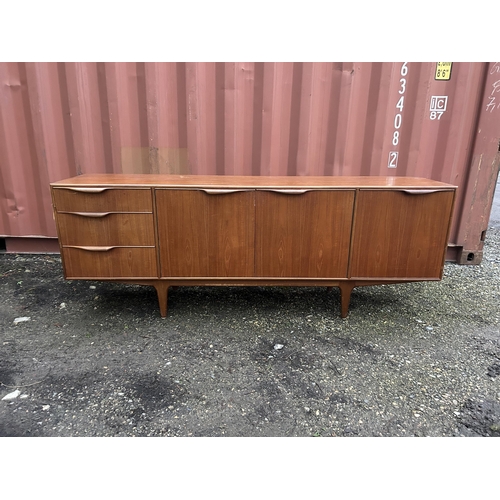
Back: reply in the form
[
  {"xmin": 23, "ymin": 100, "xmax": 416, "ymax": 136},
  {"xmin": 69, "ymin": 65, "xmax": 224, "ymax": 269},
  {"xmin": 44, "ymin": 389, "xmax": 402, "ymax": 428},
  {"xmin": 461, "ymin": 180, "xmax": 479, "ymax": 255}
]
[{"xmin": 61, "ymin": 247, "xmax": 157, "ymax": 278}]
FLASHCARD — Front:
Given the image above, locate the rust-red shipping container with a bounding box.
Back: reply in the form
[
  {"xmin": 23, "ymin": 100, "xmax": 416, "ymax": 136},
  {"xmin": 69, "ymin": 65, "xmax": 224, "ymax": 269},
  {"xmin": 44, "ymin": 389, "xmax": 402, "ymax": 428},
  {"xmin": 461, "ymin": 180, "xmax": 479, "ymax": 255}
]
[{"xmin": 1, "ymin": 62, "xmax": 499, "ymax": 262}]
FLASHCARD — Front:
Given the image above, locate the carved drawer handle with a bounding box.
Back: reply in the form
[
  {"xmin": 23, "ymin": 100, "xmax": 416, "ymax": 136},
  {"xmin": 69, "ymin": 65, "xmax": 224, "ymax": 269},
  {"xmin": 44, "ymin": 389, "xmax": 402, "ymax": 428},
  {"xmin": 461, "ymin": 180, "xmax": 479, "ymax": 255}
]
[
  {"xmin": 68, "ymin": 212, "xmax": 112, "ymax": 218},
  {"xmin": 201, "ymin": 189, "xmax": 253, "ymax": 194},
  {"xmin": 68, "ymin": 246, "xmax": 115, "ymax": 252},
  {"xmin": 402, "ymin": 189, "xmax": 451, "ymax": 195},
  {"xmin": 65, "ymin": 187, "xmax": 109, "ymax": 193},
  {"xmin": 263, "ymin": 189, "xmax": 310, "ymax": 195}
]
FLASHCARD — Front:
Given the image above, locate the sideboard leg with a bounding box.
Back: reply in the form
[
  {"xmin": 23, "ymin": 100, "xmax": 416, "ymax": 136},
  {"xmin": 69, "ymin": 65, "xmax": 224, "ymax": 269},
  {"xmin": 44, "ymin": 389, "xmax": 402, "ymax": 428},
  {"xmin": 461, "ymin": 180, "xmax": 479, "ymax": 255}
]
[
  {"xmin": 339, "ymin": 282, "xmax": 355, "ymax": 318},
  {"xmin": 154, "ymin": 283, "xmax": 169, "ymax": 318}
]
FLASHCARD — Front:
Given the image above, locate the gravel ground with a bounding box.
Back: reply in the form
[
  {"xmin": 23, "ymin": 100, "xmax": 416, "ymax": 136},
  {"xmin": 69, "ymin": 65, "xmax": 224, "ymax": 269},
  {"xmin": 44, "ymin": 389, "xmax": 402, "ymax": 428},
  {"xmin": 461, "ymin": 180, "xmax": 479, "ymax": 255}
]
[{"xmin": 1, "ymin": 223, "xmax": 499, "ymax": 438}]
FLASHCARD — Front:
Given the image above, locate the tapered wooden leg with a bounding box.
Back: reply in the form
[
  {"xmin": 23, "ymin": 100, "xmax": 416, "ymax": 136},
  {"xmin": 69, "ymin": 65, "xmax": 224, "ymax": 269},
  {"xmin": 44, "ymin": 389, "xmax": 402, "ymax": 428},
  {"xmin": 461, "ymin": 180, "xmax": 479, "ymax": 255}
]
[
  {"xmin": 339, "ymin": 282, "xmax": 355, "ymax": 318},
  {"xmin": 154, "ymin": 282, "xmax": 169, "ymax": 318}
]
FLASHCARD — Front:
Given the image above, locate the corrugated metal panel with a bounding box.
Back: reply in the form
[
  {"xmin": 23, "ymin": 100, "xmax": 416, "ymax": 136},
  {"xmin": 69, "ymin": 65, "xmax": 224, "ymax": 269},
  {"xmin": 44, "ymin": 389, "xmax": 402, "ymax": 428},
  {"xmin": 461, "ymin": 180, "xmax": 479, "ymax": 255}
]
[{"xmin": 1, "ymin": 62, "xmax": 499, "ymax": 261}]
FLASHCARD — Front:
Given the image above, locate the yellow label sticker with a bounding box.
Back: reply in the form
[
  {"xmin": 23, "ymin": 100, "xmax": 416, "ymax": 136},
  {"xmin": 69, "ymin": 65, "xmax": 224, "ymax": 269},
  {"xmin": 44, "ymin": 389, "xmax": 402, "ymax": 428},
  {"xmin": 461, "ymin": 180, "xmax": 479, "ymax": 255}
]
[{"xmin": 435, "ymin": 62, "xmax": 452, "ymax": 80}]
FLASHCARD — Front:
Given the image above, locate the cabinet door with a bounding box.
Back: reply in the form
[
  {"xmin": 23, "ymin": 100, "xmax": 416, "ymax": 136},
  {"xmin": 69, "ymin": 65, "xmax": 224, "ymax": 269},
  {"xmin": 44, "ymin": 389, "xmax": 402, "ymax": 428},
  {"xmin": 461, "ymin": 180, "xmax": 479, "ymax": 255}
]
[
  {"xmin": 156, "ymin": 189, "xmax": 255, "ymax": 277},
  {"xmin": 255, "ymin": 190, "xmax": 355, "ymax": 278},
  {"xmin": 349, "ymin": 189, "xmax": 455, "ymax": 279}
]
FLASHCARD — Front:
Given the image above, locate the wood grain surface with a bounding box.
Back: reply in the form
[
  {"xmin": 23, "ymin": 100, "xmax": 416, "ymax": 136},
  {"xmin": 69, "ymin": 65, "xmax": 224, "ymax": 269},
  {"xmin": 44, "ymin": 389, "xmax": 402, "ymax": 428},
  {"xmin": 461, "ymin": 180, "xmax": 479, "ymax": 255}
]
[
  {"xmin": 156, "ymin": 189, "xmax": 255, "ymax": 277},
  {"xmin": 56, "ymin": 213, "xmax": 155, "ymax": 247},
  {"xmin": 255, "ymin": 190, "xmax": 355, "ymax": 278},
  {"xmin": 52, "ymin": 188, "xmax": 153, "ymax": 213},
  {"xmin": 62, "ymin": 247, "xmax": 157, "ymax": 278},
  {"xmin": 51, "ymin": 174, "xmax": 456, "ymax": 190},
  {"xmin": 349, "ymin": 190, "xmax": 455, "ymax": 278}
]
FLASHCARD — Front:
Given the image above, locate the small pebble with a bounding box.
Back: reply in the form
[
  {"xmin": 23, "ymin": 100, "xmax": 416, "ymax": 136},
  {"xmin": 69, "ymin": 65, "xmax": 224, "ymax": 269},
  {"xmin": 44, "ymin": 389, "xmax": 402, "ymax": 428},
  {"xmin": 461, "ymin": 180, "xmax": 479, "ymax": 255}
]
[
  {"xmin": 2, "ymin": 390, "xmax": 21, "ymax": 401},
  {"xmin": 13, "ymin": 317, "xmax": 30, "ymax": 324}
]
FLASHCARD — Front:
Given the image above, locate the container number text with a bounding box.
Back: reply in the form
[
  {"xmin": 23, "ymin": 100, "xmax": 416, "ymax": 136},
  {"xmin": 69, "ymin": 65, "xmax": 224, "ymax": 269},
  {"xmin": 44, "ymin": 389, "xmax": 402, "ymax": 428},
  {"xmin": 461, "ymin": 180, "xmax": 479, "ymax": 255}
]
[{"xmin": 388, "ymin": 63, "xmax": 408, "ymax": 169}]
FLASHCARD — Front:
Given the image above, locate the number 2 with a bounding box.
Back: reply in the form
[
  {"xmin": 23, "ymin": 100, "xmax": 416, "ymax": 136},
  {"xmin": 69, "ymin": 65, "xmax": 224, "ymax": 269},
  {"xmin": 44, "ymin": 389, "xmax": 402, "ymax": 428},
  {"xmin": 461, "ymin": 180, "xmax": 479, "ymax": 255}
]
[{"xmin": 388, "ymin": 151, "xmax": 398, "ymax": 168}]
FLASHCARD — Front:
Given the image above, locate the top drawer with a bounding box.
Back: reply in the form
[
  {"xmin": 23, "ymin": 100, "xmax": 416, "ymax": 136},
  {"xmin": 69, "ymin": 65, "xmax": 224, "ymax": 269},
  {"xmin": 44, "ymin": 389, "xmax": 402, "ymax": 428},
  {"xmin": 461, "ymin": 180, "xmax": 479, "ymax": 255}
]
[{"xmin": 52, "ymin": 187, "xmax": 152, "ymax": 213}]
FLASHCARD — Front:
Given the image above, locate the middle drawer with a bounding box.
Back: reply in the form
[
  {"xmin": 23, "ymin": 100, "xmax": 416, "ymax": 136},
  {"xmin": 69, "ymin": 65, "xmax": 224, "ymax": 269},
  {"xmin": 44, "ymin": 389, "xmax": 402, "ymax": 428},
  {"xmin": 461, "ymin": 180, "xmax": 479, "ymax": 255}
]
[{"xmin": 56, "ymin": 212, "xmax": 155, "ymax": 247}]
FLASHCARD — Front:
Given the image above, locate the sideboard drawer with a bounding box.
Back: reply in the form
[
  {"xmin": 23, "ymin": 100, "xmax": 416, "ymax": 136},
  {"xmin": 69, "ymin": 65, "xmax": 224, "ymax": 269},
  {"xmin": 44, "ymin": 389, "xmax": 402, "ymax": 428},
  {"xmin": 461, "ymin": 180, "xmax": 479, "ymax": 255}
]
[
  {"xmin": 52, "ymin": 188, "xmax": 152, "ymax": 213},
  {"xmin": 56, "ymin": 213, "xmax": 155, "ymax": 247},
  {"xmin": 61, "ymin": 247, "xmax": 158, "ymax": 278}
]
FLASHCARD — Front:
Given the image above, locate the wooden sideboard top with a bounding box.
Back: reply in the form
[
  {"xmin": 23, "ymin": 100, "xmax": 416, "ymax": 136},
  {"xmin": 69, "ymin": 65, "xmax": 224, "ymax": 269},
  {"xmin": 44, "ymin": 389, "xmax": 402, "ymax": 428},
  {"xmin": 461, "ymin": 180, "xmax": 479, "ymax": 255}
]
[{"xmin": 51, "ymin": 174, "xmax": 457, "ymax": 190}]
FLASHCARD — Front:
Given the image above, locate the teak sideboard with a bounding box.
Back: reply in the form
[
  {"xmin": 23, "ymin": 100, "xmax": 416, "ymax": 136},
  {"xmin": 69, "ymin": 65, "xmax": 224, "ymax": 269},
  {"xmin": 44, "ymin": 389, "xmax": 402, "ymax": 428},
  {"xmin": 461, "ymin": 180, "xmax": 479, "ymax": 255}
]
[{"xmin": 50, "ymin": 174, "xmax": 457, "ymax": 318}]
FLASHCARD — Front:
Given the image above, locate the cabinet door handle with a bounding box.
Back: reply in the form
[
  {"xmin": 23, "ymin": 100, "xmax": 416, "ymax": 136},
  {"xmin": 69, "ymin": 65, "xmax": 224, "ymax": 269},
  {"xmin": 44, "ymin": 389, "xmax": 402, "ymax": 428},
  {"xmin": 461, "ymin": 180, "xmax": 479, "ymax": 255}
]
[
  {"xmin": 263, "ymin": 189, "xmax": 309, "ymax": 195},
  {"xmin": 65, "ymin": 187, "xmax": 109, "ymax": 193},
  {"xmin": 201, "ymin": 189, "xmax": 253, "ymax": 195},
  {"xmin": 402, "ymin": 189, "xmax": 451, "ymax": 195}
]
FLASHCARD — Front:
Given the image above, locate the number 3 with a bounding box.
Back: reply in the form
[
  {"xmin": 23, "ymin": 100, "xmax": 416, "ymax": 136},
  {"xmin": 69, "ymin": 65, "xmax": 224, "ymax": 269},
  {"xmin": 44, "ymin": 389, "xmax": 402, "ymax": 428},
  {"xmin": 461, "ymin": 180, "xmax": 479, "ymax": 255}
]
[{"xmin": 399, "ymin": 78, "xmax": 406, "ymax": 94}]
